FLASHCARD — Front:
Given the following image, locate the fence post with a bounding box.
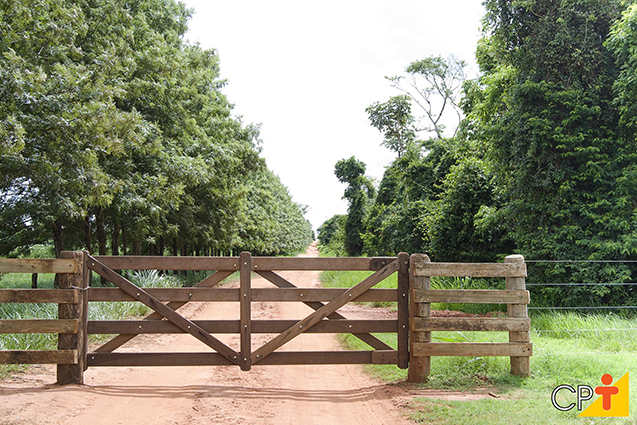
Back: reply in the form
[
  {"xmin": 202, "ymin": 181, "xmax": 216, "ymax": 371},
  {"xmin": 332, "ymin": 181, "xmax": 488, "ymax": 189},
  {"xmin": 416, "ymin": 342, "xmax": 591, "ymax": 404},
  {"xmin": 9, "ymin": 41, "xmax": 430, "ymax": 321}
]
[
  {"xmin": 408, "ymin": 253, "xmax": 431, "ymax": 382},
  {"xmin": 240, "ymin": 252, "xmax": 252, "ymax": 371},
  {"xmin": 397, "ymin": 252, "xmax": 410, "ymax": 369},
  {"xmin": 57, "ymin": 251, "xmax": 88, "ymax": 385},
  {"xmin": 505, "ymin": 254, "xmax": 530, "ymax": 377}
]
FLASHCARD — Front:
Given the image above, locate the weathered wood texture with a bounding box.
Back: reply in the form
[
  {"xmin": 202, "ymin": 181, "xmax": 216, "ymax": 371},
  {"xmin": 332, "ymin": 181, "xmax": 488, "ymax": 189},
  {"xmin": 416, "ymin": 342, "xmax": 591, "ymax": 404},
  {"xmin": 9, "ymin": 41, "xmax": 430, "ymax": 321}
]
[
  {"xmin": 0, "ymin": 350, "xmax": 78, "ymax": 365},
  {"xmin": 88, "ymin": 319, "xmax": 398, "ymax": 334},
  {"xmin": 88, "ymin": 287, "xmax": 397, "ymax": 302},
  {"xmin": 56, "ymin": 251, "xmax": 88, "ymax": 385},
  {"xmin": 397, "ymin": 252, "xmax": 409, "ymax": 369},
  {"xmin": 93, "ymin": 269, "xmax": 234, "ymax": 353},
  {"xmin": 0, "ymin": 258, "xmax": 78, "ymax": 274},
  {"xmin": 0, "ymin": 319, "xmax": 79, "ymax": 334},
  {"xmin": 87, "ymin": 256, "xmax": 240, "ymax": 365},
  {"xmin": 411, "ymin": 342, "xmax": 533, "ymax": 357},
  {"xmin": 413, "ymin": 261, "xmax": 526, "ymax": 278},
  {"xmin": 0, "ymin": 289, "xmax": 78, "ymax": 304},
  {"xmin": 251, "ymin": 260, "xmax": 400, "ymax": 364},
  {"xmin": 408, "ymin": 253, "xmax": 431, "ymax": 383},
  {"xmin": 412, "ymin": 289, "xmax": 530, "ymax": 304},
  {"xmin": 87, "ymin": 350, "xmax": 399, "ymax": 367},
  {"xmin": 252, "ymin": 257, "xmax": 396, "ymax": 271},
  {"xmin": 240, "ymin": 252, "xmax": 251, "ymax": 371},
  {"xmin": 506, "ymin": 255, "xmax": 531, "ymax": 377}
]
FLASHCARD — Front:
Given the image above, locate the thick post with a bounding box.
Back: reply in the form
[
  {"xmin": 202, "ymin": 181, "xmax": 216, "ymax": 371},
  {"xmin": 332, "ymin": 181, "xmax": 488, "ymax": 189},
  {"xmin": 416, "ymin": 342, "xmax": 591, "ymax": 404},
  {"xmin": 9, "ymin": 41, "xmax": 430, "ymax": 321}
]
[
  {"xmin": 240, "ymin": 252, "xmax": 252, "ymax": 371},
  {"xmin": 408, "ymin": 253, "xmax": 431, "ymax": 382},
  {"xmin": 505, "ymin": 254, "xmax": 530, "ymax": 377},
  {"xmin": 57, "ymin": 251, "xmax": 88, "ymax": 385},
  {"xmin": 397, "ymin": 252, "xmax": 410, "ymax": 369}
]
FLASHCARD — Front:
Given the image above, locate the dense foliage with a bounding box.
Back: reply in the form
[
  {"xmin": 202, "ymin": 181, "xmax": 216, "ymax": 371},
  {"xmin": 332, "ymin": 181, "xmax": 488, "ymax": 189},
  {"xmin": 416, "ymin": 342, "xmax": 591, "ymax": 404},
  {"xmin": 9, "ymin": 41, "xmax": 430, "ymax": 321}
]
[
  {"xmin": 0, "ymin": 0, "xmax": 312, "ymax": 258},
  {"xmin": 319, "ymin": 0, "xmax": 637, "ymax": 309}
]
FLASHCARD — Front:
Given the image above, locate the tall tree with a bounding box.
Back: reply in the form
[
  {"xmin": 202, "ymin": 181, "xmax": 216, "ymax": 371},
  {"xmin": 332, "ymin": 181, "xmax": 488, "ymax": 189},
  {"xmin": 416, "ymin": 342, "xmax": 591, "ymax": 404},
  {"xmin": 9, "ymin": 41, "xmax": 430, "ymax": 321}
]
[{"xmin": 334, "ymin": 157, "xmax": 374, "ymax": 257}]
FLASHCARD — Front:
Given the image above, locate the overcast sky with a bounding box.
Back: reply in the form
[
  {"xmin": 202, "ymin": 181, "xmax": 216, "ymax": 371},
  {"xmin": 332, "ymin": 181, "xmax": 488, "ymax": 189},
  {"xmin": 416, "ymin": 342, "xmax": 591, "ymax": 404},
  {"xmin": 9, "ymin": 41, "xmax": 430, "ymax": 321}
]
[{"xmin": 181, "ymin": 0, "xmax": 485, "ymax": 231}]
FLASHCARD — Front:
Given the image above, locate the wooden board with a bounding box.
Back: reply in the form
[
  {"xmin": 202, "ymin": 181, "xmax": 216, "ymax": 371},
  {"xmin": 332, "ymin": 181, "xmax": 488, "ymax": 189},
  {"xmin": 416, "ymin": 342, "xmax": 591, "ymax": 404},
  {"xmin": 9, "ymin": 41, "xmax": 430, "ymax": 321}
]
[
  {"xmin": 93, "ymin": 256, "xmax": 240, "ymax": 271},
  {"xmin": 87, "ymin": 350, "xmax": 399, "ymax": 367},
  {"xmin": 88, "ymin": 319, "xmax": 398, "ymax": 334},
  {"xmin": 0, "ymin": 319, "xmax": 79, "ymax": 334},
  {"xmin": 87, "ymin": 287, "xmax": 398, "ymax": 302},
  {"xmin": 412, "ymin": 289, "xmax": 530, "ymax": 304},
  {"xmin": 252, "ymin": 257, "xmax": 383, "ymax": 271},
  {"xmin": 412, "ymin": 262, "xmax": 526, "ymax": 278},
  {"xmin": 411, "ymin": 342, "xmax": 533, "ymax": 357},
  {"xmin": 0, "ymin": 289, "xmax": 78, "ymax": 304},
  {"xmin": 240, "ymin": 252, "xmax": 251, "ymax": 371},
  {"xmin": 0, "ymin": 259, "xmax": 78, "ymax": 274},
  {"xmin": 397, "ymin": 252, "xmax": 409, "ymax": 369},
  {"xmin": 0, "ymin": 350, "xmax": 78, "ymax": 365},
  {"xmin": 411, "ymin": 317, "xmax": 530, "ymax": 332}
]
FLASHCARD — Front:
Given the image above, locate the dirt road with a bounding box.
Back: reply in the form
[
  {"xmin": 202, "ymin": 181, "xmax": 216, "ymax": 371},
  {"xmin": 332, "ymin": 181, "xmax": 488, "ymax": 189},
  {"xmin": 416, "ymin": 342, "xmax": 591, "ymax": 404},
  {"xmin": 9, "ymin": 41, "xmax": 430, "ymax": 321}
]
[{"xmin": 0, "ymin": 245, "xmax": 414, "ymax": 424}]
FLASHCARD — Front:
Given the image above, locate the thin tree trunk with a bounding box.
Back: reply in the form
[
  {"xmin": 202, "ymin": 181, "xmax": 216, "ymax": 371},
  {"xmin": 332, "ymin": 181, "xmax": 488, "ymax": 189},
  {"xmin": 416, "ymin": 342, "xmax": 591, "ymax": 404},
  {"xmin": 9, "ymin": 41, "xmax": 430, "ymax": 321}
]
[
  {"xmin": 84, "ymin": 215, "xmax": 92, "ymax": 254},
  {"xmin": 111, "ymin": 222, "xmax": 120, "ymax": 256}
]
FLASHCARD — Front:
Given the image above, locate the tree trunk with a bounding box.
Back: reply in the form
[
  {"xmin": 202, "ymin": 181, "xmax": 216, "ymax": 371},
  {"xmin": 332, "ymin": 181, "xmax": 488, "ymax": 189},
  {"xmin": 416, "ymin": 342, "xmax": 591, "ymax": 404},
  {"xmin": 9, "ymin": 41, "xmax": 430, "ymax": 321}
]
[
  {"xmin": 112, "ymin": 222, "xmax": 120, "ymax": 256},
  {"xmin": 96, "ymin": 208, "xmax": 107, "ymax": 256},
  {"xmin": 84, "ymin": 215, "xmax": 92, "ymax": 254}
]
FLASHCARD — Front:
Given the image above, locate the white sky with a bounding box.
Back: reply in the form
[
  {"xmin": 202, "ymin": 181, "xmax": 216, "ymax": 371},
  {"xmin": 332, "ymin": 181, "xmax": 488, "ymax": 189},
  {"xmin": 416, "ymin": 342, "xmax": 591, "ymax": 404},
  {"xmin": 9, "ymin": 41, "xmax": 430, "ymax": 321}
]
[{"xmin": 181, "ymin": 0, "xmax": 485, "ymax": 231}]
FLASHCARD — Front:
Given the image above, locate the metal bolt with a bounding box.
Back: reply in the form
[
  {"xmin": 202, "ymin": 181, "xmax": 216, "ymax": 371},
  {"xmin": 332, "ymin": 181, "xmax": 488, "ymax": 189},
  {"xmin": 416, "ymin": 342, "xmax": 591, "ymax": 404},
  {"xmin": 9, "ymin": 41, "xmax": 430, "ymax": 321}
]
[
  {"xmin": 188, "ymin": 325, "xmax": 191, "ymax": 329},
  {"xmin": 244, "ymin": 358, "xmax": 247, "ymax": 361},
  {"xmin": 66, "ymin": 327, "xmax": 71, "ymax": 331},
  {"xmin": 300, "ymin": 293, "xmax": 303, "ymax": 297},
  {"xmin": 256, "ymin": 354, "xmax": 260, "ymax": 358},
  {"xmin": 382, "ymin": 261, "xmax": 386, "ymax": 265},
  {"xmin": 92, "ymin": 356, "xmax": 95, "ymax": 360},
  {"xmin": 137, "ymin": 293, "xmax": 140, "ymax": 297},
  {"xmin": 189, "ymin": 293, "xmax": 192, "ymax": 297},
  {"xmin": 244, "ymin": 325, "xmax": 247, "ymax": 328},
  {"xmin": 349, "ymin": 325, "xmax": 352, "ymax": 328},
  {"xmin": 243, "ymin": 293, "xmax": 247, "ymax": 297},
  {"xmin": 139, "ymin": 325, "xmax": 142, "ymax": 329}
]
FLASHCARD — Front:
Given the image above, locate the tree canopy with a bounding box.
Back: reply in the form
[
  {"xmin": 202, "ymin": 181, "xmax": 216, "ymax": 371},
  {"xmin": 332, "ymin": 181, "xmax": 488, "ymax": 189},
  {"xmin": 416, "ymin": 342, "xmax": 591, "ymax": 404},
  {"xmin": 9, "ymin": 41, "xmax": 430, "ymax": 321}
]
[{"xmin": 0, "ymin": 0, "xmax": 312, "ymax": 258}]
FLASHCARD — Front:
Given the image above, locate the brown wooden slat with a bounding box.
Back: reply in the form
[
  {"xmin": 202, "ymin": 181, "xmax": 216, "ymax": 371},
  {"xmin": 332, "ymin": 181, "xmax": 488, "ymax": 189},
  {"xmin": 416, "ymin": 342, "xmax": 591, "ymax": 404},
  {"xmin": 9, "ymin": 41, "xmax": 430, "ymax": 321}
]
[
  {"xmin": 0, "ymin": 289, "xmax": 78, "ymax": 304},
  {"xmin": 408, "ymin": 253, "xmax": 431, "ymax": 383},
  {"xmin": 0, "ymin": 319, "xmax": 79, "ymax": 334},
  {"xmin": 88, "ymin": 319, "xmax": 399, "ymax": 334},
  {"xmin": 412, "ymin": 289, "xmax": 530, "ymax": 304},
  {"xmin": 87, "ymin": 350, "xmax": 399, "ymax": 367},
  {"xmin": 397, "ymin": 252, "xmax": 409, "ymax": 369},
  {"xmin": 412, "ymin": 262, "xmax": 527, "ymax": 278},
  {"xmin": 251, "ymin": 260, "xmax": 400, "ymax": 364},
  {"xmin": 506, "ymin": 254, "xmax": 531, "ymax": 377},
  {"xmin": 0, "ymin": 350, "xmax": 78, "ymax": 365},
  {"xmin": 411, "ymin": 342, "xmax": 533, "ymax": 357},
  {"xmin": 0, "ymin": 259, "xmax": 78, "ymax": 274},
  {"xmin": 93, "ymin": 269, "xmax": 235, "ymax": 353},
  {"xmin": 240, "ymin": 252, "xmax": 251, "ymax": 371},
  {"xmin": 93, "ymin": 256, "xmax": 240, "ymax": 271},
  {"xmin": 252, "ymin": 257, "xmax": 378, "ymax": 271},
  {"xmin": 256, "ymin": 270, "xmax": 394, "ymax": 352},
  {"xmin": 88, "ymin": 287, "xmax": 397, "ymax": 302},
  {"xmin": 87, "ymin": 256, "xmax": 240, "ymax": 364},
  {"xmin": 411, "ymin": 317, "xmax": 530, "ymax": 332}
]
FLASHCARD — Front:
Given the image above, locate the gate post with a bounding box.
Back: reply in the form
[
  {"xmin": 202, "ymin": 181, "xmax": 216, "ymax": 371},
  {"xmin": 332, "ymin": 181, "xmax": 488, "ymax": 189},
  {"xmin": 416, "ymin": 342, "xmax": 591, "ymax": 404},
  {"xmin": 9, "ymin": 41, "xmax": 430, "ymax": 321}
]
[
  {"xmin": 397, "ymin": 252, "xmax": 410, "ymax": 369},
  {"xmin": 505, "ymin": 254, "xmax": 530, "ymax": 377},
  {"xmin": 240, "ymin": 252, "xmax": 252, "ymax": 371},
  {"xmin": 408, "ymin": 253, "xmax": 431, "ymax": 382},
  {"xmin": 57, "ymin": 251, "xmax": 88, "ymax": 385}
]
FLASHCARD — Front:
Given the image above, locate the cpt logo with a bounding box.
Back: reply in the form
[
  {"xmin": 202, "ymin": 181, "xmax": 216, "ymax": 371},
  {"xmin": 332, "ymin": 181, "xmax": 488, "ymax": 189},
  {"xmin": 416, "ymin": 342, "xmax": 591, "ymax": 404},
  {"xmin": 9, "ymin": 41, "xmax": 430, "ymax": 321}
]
[{"xmin": 551, "ymin": 373, "xmax": 630, "ymax": 417}]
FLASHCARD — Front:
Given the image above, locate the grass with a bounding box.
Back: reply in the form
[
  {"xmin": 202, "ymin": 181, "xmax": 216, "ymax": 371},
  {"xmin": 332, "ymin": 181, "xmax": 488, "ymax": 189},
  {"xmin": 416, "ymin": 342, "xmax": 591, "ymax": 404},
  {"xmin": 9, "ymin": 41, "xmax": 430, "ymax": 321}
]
[{"xmin": 322, "ymin": 268, "xmax": 637, "ymax": 424}]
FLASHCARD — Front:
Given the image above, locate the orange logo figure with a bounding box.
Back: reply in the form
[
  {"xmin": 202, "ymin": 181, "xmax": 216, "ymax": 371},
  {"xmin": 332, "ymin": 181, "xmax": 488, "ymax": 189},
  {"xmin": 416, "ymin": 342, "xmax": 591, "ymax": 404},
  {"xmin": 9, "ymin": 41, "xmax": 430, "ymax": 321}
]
[
  {"xmin": 579, "ymin": 372, "xmax": 630, "ymax": 418},
  {"xmin": 595, "ymin": 374, "xmax": 619, "ymax": 411}
]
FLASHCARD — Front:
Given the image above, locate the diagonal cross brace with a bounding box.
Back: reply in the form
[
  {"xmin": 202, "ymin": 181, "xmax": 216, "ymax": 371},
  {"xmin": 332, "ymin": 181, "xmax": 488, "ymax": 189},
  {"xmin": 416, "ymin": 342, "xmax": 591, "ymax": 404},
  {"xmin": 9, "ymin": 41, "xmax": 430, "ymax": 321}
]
[
  {"xmin": 95, "ymin": 270, "xmax": 234, "ymax": 353},
  {"xmin": 87, "ymin": 257, "xmax": 240, "ymax": 365},
  {"xmin": 256, "ymin": 270, "xmax": 393, "ymax": 351},
  {"xmin": 251, "ymin": 259, "xmax": 400, "ymax": 364}
]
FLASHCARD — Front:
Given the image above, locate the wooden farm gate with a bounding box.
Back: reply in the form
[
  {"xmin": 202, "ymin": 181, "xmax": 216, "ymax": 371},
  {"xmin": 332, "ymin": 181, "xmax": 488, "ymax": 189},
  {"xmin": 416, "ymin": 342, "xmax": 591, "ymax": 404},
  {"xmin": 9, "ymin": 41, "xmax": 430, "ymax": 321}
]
[{"xmin": 0, "ymin": 251, "xmax": 531, "ymax": 385}]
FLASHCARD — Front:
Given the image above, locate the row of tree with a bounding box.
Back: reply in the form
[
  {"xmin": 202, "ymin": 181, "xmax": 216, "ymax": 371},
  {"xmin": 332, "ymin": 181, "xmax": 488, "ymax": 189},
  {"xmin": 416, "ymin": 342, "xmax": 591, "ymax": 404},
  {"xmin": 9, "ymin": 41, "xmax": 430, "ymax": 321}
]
[
  {"xmin": 319, "ymin": 0, "xmax": 637, "ymax": 308},
  {"xmin": 0, "ymin": 0, "xmax": 313, "ymax": 258}
]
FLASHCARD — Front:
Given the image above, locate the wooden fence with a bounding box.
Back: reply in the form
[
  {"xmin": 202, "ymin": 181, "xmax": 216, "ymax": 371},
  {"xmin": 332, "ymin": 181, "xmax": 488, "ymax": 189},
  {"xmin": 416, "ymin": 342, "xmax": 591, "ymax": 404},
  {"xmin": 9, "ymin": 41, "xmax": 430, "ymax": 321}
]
[
  {"xmin": 0, "ymin": 252, "xmax": 531, "ymax": 385},
  {"xmin": 408, "ymin": 254, "xmax": 531, "ymax": 382}
]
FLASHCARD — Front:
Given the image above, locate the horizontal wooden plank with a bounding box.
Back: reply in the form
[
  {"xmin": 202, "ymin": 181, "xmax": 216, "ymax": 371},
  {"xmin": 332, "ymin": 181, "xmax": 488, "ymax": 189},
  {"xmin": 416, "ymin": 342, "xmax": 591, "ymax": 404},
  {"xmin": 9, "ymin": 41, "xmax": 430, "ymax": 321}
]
[
  {"xmin": 252, "ymin": 257, "xmax": 393, "ymax": 271},
  {"xmin": 411, "ymin": 342, "xmax": 533, "ymax": 357},
  {"xmin": 412, "ymin": 289, "xmax": 530, "ymax": 304},
  {"xmin": 0, "ymin": 259, "xmax": 78, "ymax": 274},
  {"xmin": 0, "ymin": 289, "xmax": 78, "ymax": 304},
  {"xmin": 88, "ymin": 287, "xmax": 398, "ymax": 302},
  {"xmin": 87, "ymin": 350, "xmax": 399, "ymax": 367},
  {"xmin": 0, "ymin": 319, "xmax": 79, "ymax": 334},
  {"xmin": 92, "ymin": 256, "xmax": 239, "ymax": 271},
  {"xmin": 88, "ymin": 319, "xmax": 398, "ymax": 334},
  {"xmin": 411, "ymin": 317, "xmax": 530, "ymax": 332},
  {"xmin": 412, "ymin": 262, "xmax": 526, "ymax": 278},
  {"xmin": 0, "ymin": 350, "xmax": 78, "ymax": 364}
]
